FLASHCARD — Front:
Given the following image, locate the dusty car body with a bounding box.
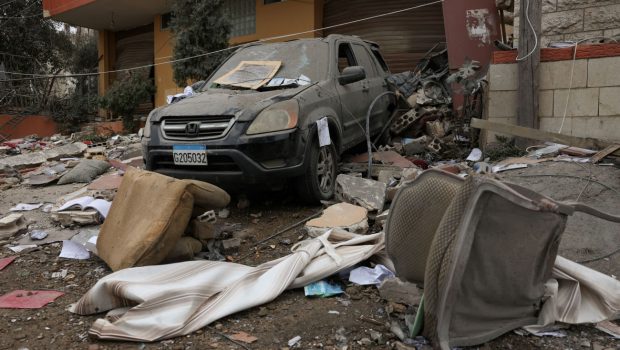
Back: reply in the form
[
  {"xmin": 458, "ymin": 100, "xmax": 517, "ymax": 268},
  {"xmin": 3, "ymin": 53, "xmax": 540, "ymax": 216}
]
[{"xmin": 142, "ymin": 34, "xmax": 394, "ymax": 202}]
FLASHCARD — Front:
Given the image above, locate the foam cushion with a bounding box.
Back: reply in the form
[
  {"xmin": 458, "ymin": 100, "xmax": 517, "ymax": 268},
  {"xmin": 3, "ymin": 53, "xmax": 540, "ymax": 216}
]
[{"xmin": 97, "ymin": 168, "xmax": 230, "ymax": 271}]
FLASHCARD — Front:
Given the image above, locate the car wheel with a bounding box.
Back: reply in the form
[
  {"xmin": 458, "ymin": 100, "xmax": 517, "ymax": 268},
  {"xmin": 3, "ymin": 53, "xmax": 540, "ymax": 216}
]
[{"xmin": 296, "ymin": 136, "xmax": 337, "ymax": 203}]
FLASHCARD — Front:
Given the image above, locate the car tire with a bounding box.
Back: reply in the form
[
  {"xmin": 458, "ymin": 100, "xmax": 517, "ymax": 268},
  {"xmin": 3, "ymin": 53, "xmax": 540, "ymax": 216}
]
[{"xmin": 296, "ymin": 135, "xmax": 337, "ymax": 203}]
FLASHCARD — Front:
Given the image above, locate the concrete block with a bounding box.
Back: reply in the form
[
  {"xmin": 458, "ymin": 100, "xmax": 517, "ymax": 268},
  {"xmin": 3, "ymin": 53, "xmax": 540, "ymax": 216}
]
[
  {"xmin": 487, "ymin": 91, "xmax": 518, "ymax": 118},
  {"xmin": 539, "ymin": 90, "xmax": 554, "ymax": 118},
  {"xmin": 588, "ymin": 56, "xmax": 620, "ymax": 87},
  {"xmin": 557, "ymin": 0, "xmax": 617, "ymax": 11},
  {"xmin": 0, "ymin": 214, "xmax": 28, "ymax": 241},
  {"xmin": 335, "ymin": 174, "xmax": 386, "ymax": 212},
  {"xmin": 543, "ymin": 0, "xmax": 556, "ymax": 13},
  {"xmin": 540, "ymin": 117, "xmax": 573, "ymax": 135},
  {"xmin": 553, "ymin": 88, "xmax": 599, "ymax": 117},
  {"xmin": 484, "ymin": 117, "xmax": 517, "ymax": 145},
  {"xmin": 603, "ymin": 28, "xmax": 620, "ymax": 39},
  {"xmin": 571, "ymin": 117, "xmax": 620, "ymax": 141},
  {"xmin": 599, "ymin": 87, "xmax": 620, "ymax": 116},
  {"xmin": 542, "ymin": 10, "xmax": 584, "ymax": 35},
  {"xmin": 564, "ymin": 30, "xmax": 604, "ymax": 42},
  {"xmin": 584, "ymin": 4, "xmax": 620, "ymax": 31},
  {"xmin": 488, "ymin": 64, "xmax": 518, "ymax": 91},
  {"xmin": 540, "ymin": 60, "xmax": 587, "ymax": 90}
]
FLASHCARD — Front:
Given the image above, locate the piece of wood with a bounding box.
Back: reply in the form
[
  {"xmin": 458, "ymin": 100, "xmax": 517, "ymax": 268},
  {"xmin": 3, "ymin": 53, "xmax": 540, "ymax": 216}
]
[
  {"xmin": 471, "ymin": 118, "xmax": 614, "ymax": 151},
  {"xmin": 590, "ymin": 144, "xmax": 620, "ymax": 163},
  {"xmin": 516, "ymin": 0, "xmax": 542, "ymax": 147}
]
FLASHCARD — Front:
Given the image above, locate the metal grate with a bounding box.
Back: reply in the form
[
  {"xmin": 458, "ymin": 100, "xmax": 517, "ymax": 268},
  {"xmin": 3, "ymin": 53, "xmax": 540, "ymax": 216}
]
[{"xmin": 161, "ymin": 116, "xmax": 234, "ymax": 140}]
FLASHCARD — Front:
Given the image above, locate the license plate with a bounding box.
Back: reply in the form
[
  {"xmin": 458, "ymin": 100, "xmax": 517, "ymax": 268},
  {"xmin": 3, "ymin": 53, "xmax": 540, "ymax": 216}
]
[{"xmin": 172, "ymin": 145, "xmax": 207, "ymax": 166}]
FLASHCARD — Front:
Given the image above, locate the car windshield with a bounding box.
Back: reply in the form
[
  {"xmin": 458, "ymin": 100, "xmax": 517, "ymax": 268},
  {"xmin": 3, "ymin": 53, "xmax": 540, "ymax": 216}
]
[{"xmin": 205, "ymin": 40, "xmax": 328, "ymax": 90}]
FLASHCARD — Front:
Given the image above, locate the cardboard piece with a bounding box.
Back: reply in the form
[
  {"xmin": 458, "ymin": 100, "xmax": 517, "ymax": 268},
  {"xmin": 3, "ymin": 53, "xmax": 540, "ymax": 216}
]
[{"xmin": 0, "ymin": 290, "xmax": 64, "ymax": 309}]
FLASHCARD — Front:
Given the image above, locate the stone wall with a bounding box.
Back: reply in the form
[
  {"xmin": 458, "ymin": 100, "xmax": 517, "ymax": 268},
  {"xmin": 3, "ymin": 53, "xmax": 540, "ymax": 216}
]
[
  {"xmin": 514, "ymin": 0, "xmax": 620, "ymax": 46},
  {"xmin": 484, "ymin": 55, "xmax": 620, "ymax": 143}
]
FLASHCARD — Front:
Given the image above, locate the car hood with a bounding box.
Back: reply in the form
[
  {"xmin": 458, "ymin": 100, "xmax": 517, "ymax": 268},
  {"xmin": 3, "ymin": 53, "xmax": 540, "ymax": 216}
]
[{"xmin": 150, "ymin": 87, "xmax": 307, "ymax": 122}]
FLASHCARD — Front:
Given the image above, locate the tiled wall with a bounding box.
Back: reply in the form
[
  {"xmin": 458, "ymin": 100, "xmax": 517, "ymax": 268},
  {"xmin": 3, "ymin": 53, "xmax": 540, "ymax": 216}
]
[
  {"xmin": 485, "ymin": 55, "xmax": 620, "ymax": 143},
  {"xmin": 514, "ymin": 0, "xmax": 620, "ymax": 47}
]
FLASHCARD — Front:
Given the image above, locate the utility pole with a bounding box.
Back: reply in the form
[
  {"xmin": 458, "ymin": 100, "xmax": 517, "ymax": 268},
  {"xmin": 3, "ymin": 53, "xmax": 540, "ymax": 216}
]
[{"xmin": 516, "ymin": 0, "xmax": 541, "ymax": 147}]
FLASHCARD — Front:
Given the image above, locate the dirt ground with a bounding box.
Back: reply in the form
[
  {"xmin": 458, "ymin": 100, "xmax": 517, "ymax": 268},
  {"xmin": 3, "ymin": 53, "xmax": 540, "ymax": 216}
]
[{"xmin": 0, "ymin": 161, "xmax": 618, "ymax": 350}]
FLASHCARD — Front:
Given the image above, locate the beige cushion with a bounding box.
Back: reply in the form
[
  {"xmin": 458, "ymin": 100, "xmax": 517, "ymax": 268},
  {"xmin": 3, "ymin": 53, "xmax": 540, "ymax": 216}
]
[{"xmin": 97, "ymin": 169, "xmax": 230, "ymax": 271}]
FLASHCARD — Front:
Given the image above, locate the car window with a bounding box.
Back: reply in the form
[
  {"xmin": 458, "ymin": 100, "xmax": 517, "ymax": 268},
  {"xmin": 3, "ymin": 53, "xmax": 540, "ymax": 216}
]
[
  {"xmin": 337, "ymin": 43, "xmax": 357, "ymax": 73},
  {"xmin": 206, "ymin": 40, "xmax": 329, "ymax": 86},
  {"xmin": 370, "ymin": 46, "xmax": 389, "ymax": 73},
  {"xmin": 352, "ymin": 44, "xmax": 378, "ymax": 78}
]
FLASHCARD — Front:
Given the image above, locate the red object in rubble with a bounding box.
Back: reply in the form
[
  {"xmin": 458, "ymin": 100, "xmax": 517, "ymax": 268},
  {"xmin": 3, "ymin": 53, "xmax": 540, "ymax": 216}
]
[
  {"xmin": 0, "ymin": 256, "xmax": 17, "ymax": 271},
  {"xmin": 0, "ymin": 290, "xmax": 64, "ymax": 309}
]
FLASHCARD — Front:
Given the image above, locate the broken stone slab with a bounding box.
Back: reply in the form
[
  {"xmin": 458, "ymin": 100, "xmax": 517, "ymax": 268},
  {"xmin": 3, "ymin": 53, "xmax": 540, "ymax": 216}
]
[
  {"xmin": 0, "ymin": 142, "xmax": 87, "ymax": 169},
  {"xmin": 378, "ymin": 277, "xmax": 422, "ymax": 306},
  {"xmin": 220, "ymin": 237, "xmax": 241, "ymax": 253},
  {"xmin": 305, "ymin": 202, "xmax": 368, "ymax": 237},
  {"xmin": 335, "ymin": 174, "xmax": 386, "ymax": 212},
  {"xmin": 378, "ymin": 170, "xmax": 401, "ymax": 185},
  {"xmin": 0, "ymin": 214, "xmax": 29, "ymax": 240},
  {"xmin": 51, "ymin": 210, "xmax": 100, "ymax": 226}
]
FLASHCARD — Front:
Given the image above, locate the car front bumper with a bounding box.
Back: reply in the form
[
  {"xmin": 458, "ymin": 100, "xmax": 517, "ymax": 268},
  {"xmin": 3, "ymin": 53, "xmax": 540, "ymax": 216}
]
[{"xmin": 144, "ymin": 121, "xmax": 310, "ymax": 188}]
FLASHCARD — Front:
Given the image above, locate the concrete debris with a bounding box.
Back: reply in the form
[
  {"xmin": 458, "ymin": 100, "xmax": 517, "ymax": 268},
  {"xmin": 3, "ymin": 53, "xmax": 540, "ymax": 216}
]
[
  {"xmin": 378, "ymin": 277, "xmax": 422, "ymax": 306},
  {"xmin": 0, "ymin": 213, "xmax": 29, "ymax": 241},
  {"xmin": 57, "ymin": 159, "xmax": 110, "ymax": 185},
  {"xmin": 51, "ymin": 210, "xmax": 101, "ymax": 226},
  {"xmin": 335, "ymin": 174, "xmax": 387, "ymax": 212},
  {"xmin": 305, "ymin": 202, "xmax": 368, "ymax": 237},
  {"xmin": 0, "ymin": 142, "xmax": 87, "ymax": 169},
  {"xmin": 220, "ymin": 237, "xmax": 241, "ymax": 253}
]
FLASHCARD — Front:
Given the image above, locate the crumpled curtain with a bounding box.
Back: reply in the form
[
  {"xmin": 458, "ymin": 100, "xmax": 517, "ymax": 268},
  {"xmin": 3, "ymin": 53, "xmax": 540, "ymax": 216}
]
[
  {"xmin": 525, "ymin": 255, "xmax": 620, "ymax": 333},
  {"xmin": 69, "ymin": 229, "xmax": 385, "ymax": 342}
]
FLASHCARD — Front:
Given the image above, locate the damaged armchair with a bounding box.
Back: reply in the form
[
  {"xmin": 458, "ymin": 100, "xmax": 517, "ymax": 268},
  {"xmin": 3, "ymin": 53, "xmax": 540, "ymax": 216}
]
[
  {"xmin": 385, "ymin": 169, "xmax": 620, "ymax": 349},
  {"xmin": 96, "ymin": 168, "xmax": 230, "ymax": 271}
]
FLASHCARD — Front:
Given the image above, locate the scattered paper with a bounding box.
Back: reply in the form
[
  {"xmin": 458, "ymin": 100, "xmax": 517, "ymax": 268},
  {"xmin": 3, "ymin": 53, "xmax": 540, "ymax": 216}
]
[
  {"xmin": 59, "ymin": 240, "xmax": 90, "ymax": 260},
  {"xmin": 288, "ymin": 335, "xmax": 301, "ymax": 347},
  {"xmin": 349, "ymin": 264, "xmax": 395, "ymax": 285},
  {"xmin": 0, "ymin": 290, "xmax": 64, "ymax": 309},
  {"xmin": 317, "ymin": 117, "xmax": 331, "ymax": 147},
  {"xmin": 529, "ymin": 143, "xmax": 568, "ymax": 158},
  {"xmin": 492, "ymin": 163, "xmax": 528, "ymax": 173},
  {"xmin": 304, "ymin": 280, "xmax": 344, "ymax": 297},
  {"xmin": 0, "ymin": 256, "xmax": 17, "ymax": 271},
  {"xmin": 8, "ymin": 245, "xmax": 37, "ymax": 253},
  {"xmin": 10, "ymin": 203, "xmax": 43, "ymax": 212},
  {"xmin": 555, "ymin": 155, "xmax": 591, "ymax": 163},
  {"xmin": 57, "ymin": 196, "xmax": 111, "ymax": 218},
  {"xmin": 266, "ymin": 74, "xmax": 311, "ymax": 87},
  {"xmin": 466, "ymin": 148, "xmax": 482, "ymax": 162}
]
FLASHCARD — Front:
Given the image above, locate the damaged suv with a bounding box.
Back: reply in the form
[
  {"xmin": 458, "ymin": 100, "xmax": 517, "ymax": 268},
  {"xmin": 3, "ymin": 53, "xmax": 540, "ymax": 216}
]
[{"xmin": 142, "ymin": 35, "xmax": 393, "ymax": 202}]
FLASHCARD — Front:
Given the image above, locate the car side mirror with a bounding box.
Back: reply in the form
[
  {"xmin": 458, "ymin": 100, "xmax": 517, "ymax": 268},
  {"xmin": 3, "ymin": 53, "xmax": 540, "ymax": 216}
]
[{"xmin": 338, "ymin": 66, "xmax": 366, "ymax": 85}]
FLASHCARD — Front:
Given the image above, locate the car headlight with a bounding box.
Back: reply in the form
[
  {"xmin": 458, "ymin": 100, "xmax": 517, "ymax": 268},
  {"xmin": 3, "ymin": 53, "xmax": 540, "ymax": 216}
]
[
  {"xmin": 143, "ymin": 111, "xmax": 154, "ymax": 138},
  {"xmin": 246, "ymin": 100, "xmax": 299, "ymax": 135}
]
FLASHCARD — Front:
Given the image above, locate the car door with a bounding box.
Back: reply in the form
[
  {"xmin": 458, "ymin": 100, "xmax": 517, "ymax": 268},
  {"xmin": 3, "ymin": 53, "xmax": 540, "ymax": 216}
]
[
  {"xmin": 351, "ymin": 43, "xmax": 391, "ymax": 136},
  {"xmin": 334, "ymin": 41, "xmax": 373, "ymax": 149}
]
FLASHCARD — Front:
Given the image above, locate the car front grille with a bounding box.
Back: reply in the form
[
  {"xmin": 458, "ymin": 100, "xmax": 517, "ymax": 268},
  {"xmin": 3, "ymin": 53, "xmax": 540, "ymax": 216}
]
[{"xmin": 161, "ymin": 115, "xmax": 234, "ymax": 140}]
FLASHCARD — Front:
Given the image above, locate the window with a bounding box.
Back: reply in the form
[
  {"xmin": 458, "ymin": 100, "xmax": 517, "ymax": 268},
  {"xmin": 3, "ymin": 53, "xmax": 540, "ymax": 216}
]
[
  {"xmin": 370, "ymin": 46, "xmax": 389, "ymax": 73},
  {"xmin": 352, "ymin": 44, "xmax": 378, "ymax": 77},
  {"xmin": 337, "ymin": 43, "xmax": 357, "ymax": 73},
  {"xmin": 225, "ymin": 0, "xmax": 256, "ymax": 37},
  {"xmin": 264, "ymin": 0, "xmax": 283, "ymax": 4},
  {"xmin": 161, "ymin": 12, "xmax": 172, "ymax": 30}
]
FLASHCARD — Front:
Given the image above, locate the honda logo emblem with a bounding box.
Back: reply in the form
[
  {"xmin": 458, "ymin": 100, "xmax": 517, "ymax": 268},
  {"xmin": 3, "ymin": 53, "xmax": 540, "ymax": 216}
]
[{"xmin": 185, "ymin": 122, "xmax": 200, "ymax": 136}]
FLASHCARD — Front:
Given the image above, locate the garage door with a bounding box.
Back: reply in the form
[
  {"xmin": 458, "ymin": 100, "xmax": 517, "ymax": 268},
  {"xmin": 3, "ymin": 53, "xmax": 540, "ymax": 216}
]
[{"xmin": 323, "ymin": 0, "xmax": 446, "ymax": 73}]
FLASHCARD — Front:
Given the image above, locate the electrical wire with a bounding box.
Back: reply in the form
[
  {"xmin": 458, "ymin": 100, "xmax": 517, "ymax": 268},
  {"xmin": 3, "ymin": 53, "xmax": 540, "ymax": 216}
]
[
  {"xmin": 557, "ymin": 36, "xmax": 618, "ymax": 134},
  {"xmin": 515, "ymin": 0, "xmax": 538, "ymax": 62},
  {"xmin": 0, "ymin": 0, "xmax": 444, "ymax": 82}
]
